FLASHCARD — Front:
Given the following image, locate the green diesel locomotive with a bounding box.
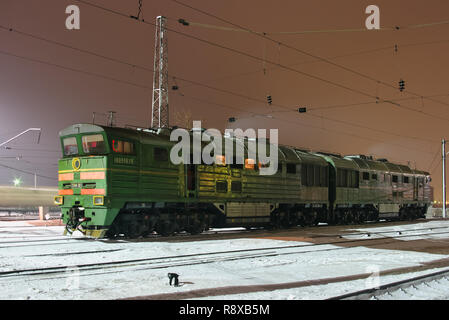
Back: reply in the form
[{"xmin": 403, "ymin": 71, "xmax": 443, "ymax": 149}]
[{"xmin": 55, "ymin": 123, "xmax": 433, "ymax": 238}]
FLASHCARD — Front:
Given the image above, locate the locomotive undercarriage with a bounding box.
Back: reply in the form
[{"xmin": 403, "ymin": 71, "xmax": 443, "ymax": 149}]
[
  {"xmin": 104, "ymin": 204, "xmax": 427, "ymax": 239},
  {"xmin": 103, "ymin": 202, "xmax": 332, "ymax": 238},
  {"xmin": 66, "ymin": 201, "xmax": 428, "ymax": 239},
  {"xmin": 272, "ymin": 204, "xmax": 328, "ymax": 228},
  {"xmin": 332, "ymin": 204, "xmax": 426, "ymax": 224},
  {"xmin": 397, "ymin": 204, "xmax": 427, "ymax": 221},
  {"xmin": 332, "ymin": 205, "xmax": 379, "ymax": 225},
  {"xmin": 103, "ymin": 202, "xmax": 230, "ymax": 238}
]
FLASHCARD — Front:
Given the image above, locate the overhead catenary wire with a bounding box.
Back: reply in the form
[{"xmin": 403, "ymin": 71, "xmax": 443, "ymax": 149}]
[
  {"xmin": 427, "ymin": 147, "xmax": 442, "ymax": 172},
  {"xmin": 178, "ymin": 92, "xmax": 435, "ymax": 156},
  {"xmin": 0, "ymin": 162, "xmax": 57, "ymax": 181},
  {"xmin": 0, "ymin": 22, "xmax": 441, "ymax": 151},
  {"xmin": 169, "ymin": 0, "xmax": 449, "ymax": 112},
  {"xmin": 5, "ymin": 2, "xmax": 448, "ymax": 122},
  {"xmin": 176, "ymin": 17, "xmax": 449, "ymax": 35},
  {"xmin": 74, "ymin": 0, "xmax": 449, "ymax": 124},
  {"xmin": 0, "ymin": 3, "xmax": 442, "ymax": 183},
  {"xmin": 178, "ymin": 37, "xmax": 449, "ymax": 99},
  {"xmin": 175, "ymin": 43, "xmax": 449, "ymax": 118},
  {"xmin": 0, "ymin": 49, "xmax": 152, "ymax": 91},
  {"xmin": 0, "ymin": 44, "xmax": 432, "ymax": 156}
]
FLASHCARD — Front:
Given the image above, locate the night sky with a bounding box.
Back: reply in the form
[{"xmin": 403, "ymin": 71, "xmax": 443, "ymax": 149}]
[{"xmin": 1, "ymin": 0, "xmax": 448, "ymax": 201}]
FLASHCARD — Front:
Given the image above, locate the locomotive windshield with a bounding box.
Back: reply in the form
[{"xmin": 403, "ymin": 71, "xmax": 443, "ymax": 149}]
[
  {"xmin": 62, "ymin": 134, "xmax": 107, "ymax": 156},
  {"xmin": 63, "ymin": 137, "xmax": 78, "ymax": 156},
  {"xmin": 82, "ymin": 134, "xmax": 106, "ymax": 154}
]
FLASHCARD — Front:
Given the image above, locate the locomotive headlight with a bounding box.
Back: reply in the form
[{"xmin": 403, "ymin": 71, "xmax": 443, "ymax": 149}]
[
  {"xmin": 54, "ymin": 196, "xmax": 63, "ymax": 205},
  {"xmin": 93, "ymin": 196, "xmax": 104, "ymax": 206}
]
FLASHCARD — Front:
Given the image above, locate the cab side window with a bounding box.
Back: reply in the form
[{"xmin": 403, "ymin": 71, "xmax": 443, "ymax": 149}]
[{"xmin": 112, "ymin": 139, "xmax": 135, "ymax": 155}]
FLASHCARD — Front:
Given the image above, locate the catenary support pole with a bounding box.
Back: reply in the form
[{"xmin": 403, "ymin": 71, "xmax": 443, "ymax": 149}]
[{"xmin": 443, "ymin": 139, "xmax": 446, "ymax": 218}]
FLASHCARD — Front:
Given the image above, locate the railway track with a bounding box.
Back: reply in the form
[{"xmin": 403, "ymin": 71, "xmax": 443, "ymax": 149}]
[
  {"xmin": 0, "ymin": 218, "xmax": 432, "ymax": 244},
  {"xmin": 0, "ymin": 228, "xmax": 254, "ymax": 248},
  {"xmin": 2, "ymin": 228, "xmax": 449, "ymax": 282},
  {"xmin": 309, "ymin": 225, "xmax": 449, "ymax": 239},
  {"xmin": 0, "ymin": 218, "xmax": 448, "ymax": 250},
  {"xmin": 0, "ymin": 248, "xmax": 283, "ymax": 281},
  {"xmin": 328, "ymin": 267, "xmax": 449, "ymax": 300},
  {"xmin": 0, "ymin": 237, "xmax": 94, "ymax": 248}
]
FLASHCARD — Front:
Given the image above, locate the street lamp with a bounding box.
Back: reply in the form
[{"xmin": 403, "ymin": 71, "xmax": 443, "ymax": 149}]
[
  {"xmin": 442, "ymin": 139, "xmax": 448, "ymax": 218},
  {"xmin": 0, "ymin": 128, "xmax": 41, "ymax": 149},
  {"xmin": 13, "ymin": 177, "xmax": 22, "ymax": 187}
]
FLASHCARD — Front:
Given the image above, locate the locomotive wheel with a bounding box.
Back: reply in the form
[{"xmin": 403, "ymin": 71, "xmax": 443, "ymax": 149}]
[
  {"xmin": 359, "ymin": 211, "xmax": 367, "ymax": 223},
  {"xmin": 408, "ymin": 208, "xmax": 416, "ymax": 221},
  {"xmin": 303, "ymin": 211, "xmax": 317, "ymax": 227},
  {"xmin": 280, "ymin": 212, "xmax": 294, "ymax": 228},
  {"xmin": 125, "ymin": 221, "xmax": 142, "ymax": 238},
  {"xmin": 157, "ymin": 220, "xmax": 175, "ymax": 236},
  {"xmin": 187, "ymin": 220, "xmax": 203, "ymax": 235},
  {"xmin": 399, "ymin": 208, "xmax": 407, "ymax": 221},
  {"xmin": 287, "ymin": 213, "xmax": 299, "ymax": 228},
  {"xmin": 334, "ymin": 211, "xmax": 344, "ymax": 225},
  {"xmin": 105, "ymin": 224, "xmax": 119, "ymax": 239}
]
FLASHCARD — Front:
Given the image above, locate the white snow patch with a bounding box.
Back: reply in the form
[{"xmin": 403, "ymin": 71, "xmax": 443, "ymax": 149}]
[{"xmin": 0, "ymin": 221, "xmax": 448, "ymax": 300}]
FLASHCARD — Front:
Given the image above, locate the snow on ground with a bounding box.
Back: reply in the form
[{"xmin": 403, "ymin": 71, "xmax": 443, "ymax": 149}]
[
  {"xmin": 196, "ymin": 267, "xmax": 449, "ymax": 300},
  {"xmin": 343, "ymin": 220, "xmax": 449, "ymax": 241},
  {"xmin": 0, "ymin": 220, "xmax": 449, "ymax": 300}
]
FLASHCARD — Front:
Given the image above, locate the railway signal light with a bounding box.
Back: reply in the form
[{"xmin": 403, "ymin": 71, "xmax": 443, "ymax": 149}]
[
  {"xmin": 298, "ymin": 107, "xmax": 307, "ymax": 113},
  {"xmin": 228, "ymin": 117, "xmax": 236, "ymax": 123}
]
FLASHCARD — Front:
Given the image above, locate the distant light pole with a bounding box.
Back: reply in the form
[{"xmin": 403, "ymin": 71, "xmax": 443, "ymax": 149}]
[
  {"xmin": 443, "ymin": 139, "xmax": 447, "ymax": 218},
  {"xmin": 0, "ymin": 128, "xmax": 41, "ymax": 148},
  {"xmin": 0, "ymin": 128, "xmax": 41, "ymax": 189}
]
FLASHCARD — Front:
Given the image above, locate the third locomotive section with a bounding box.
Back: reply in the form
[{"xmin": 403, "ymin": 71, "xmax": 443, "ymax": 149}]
[{"xmin": 57, "ymin": 124, "xmax": 433, "ymax": 239}]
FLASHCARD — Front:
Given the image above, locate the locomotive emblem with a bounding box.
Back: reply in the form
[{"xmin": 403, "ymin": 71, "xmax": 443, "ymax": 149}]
[{"xmin": 72, "ymin": 158, "xmax": 81, "ymax": 171}]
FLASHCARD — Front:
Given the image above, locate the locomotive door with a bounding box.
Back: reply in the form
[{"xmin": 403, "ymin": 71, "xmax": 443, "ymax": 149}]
[
  {"xmin": 186, "ymin": 163, "xmax": 197, "ymax": 198},
  {"xmin": 417, "ymin": 177, "xmax": 424, "ymax": 200},
  {"xmin": 413, "ymin": 177, "xmax": 419, "ymax": 201}
]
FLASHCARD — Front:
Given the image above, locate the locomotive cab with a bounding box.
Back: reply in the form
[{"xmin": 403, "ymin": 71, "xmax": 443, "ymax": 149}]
[{"xmin": 56, "ymin": 124, "xmax": 114, "ymax": 237}]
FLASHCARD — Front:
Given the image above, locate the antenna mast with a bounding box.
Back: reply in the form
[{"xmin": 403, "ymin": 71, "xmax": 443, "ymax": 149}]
[{"xmin": 151, "ymin": 16, "xmax": 169, "ymax": 128}]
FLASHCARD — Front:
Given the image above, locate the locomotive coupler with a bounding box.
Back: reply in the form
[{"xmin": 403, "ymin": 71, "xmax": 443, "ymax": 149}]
[{"xmin": 66, "ymin": 206, "xmax": 86, "ymax": 235}]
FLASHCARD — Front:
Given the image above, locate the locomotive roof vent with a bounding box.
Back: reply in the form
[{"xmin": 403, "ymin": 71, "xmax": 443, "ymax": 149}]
[
  {"xmin": 346, "ymin": 154, "xmax": 373, "ymax": 160},
  {"xmin": 316, "ymin": 151, "xmax": 341, "ymax": 158},
  {"xmin": 137, "ymin": 127, "xmax": 158, "ymax": 133},
  {"xmin": 190, "ymin": 127, "xmax": 206, "ymax": 133}
]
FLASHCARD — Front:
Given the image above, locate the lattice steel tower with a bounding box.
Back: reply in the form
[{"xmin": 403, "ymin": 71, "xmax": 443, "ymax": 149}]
[{"xmin": 151, "ymin": 16, "xmax": 169, "ymax": 128}]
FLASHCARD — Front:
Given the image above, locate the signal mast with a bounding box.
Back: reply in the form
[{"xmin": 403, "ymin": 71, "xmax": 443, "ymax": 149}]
[{"xmin": 151, "ymin": 16, "xmax": 169, "ymax": 129}]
